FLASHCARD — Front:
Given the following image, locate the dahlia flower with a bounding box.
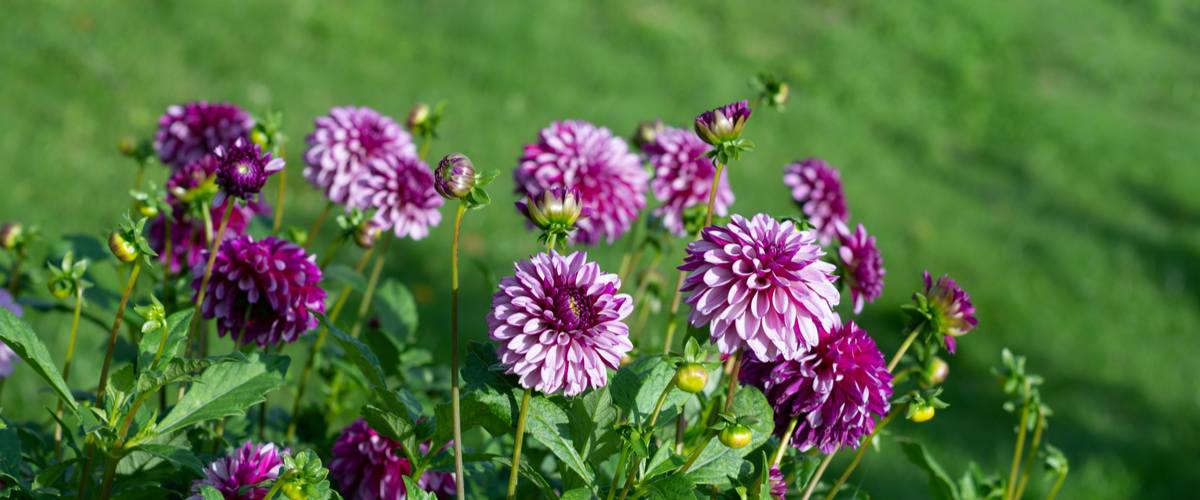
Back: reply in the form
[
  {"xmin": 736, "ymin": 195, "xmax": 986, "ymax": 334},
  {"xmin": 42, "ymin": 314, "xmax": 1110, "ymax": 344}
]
[
  {"xmin": 186, "ymin": 442, "xmax": 287, "ymax": 500},
  {"xmin": 836, "ymin": 221, "xmax": 885, "ymax": 314},
  {"xmin": 155, "ymin": 101, "xmax": 255, "ymax": 169},
  {"xmin": 768, "ymin": 464, "xmax": 787, "ymax": 500},
  {"xmin": 694, "ymin": 100, "xmax": 752, "ymax": 145},
  {"xmin": 434, "ymin": 153, "xmax": 475, "ymax": 200},
  {"xmin": 679, "ymin": 214, "xmax": 839, "ymax": 361},
  {"xmin": 644, "ymin": 126, "xmax": 734, "ymax": 236},
  {"xmin": 514, "ymin": 120, "xmax": 648, "ymax": 245},
  {"xmin": 213, "ymin": 138, "xmax": 284, "ymax": 206},
  {"xmin": 0, "ymin": 289, "xmax": 22, "ymax": 380},
  {"xmin": 329, "ymin": 419, "xmax": 455, "ymax": 500},
  {"xmin": 782, "ymin": 158, "xmax": 849, "ymax": 246},
  {"xmin": 487, "ymin": 250, "xmax": 633, "ymax": 396},
  {"xmin": 920, "ymin": 271, "xmax": 977, "ymax": 354},
  {"xmin": 304, "ymin": 106, "xmax": 416, "ymax": 205},
  {"xmin": 191, "ymin": 235, "xmax": 326, "ymax": 347},
  {"xmin": 350, "ymin": 155, "xmax": 443, "ymax": 241},
  {"xmin": 515, "ymin": 187, "xmax": 593, "ymax": 244},
  {"xmin": 739, "ymin": 321, "xmax": 892, "ymax": 454}
]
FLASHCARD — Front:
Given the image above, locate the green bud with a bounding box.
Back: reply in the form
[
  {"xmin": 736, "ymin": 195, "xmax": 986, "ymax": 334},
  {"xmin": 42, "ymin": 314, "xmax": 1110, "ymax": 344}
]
[
  {"xmin": 0, "ymin": 221, "xmax": 21, "ymax": 250},
  {"xmin": 718, "ymin": 424, "xmax": 752, "ymax": 449},
  {"xmin": 674, "ymin": 363, "xmax": 709, "ymax": 394},
  {"xmin": 109, "ymin": 231, "xmax": 138, "ymax": 263}
]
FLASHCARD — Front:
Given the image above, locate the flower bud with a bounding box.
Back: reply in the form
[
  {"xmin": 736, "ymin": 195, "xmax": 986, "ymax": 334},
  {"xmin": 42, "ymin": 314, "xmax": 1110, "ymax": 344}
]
[
  {"xmin": 48, "ymin": 277, "xmax": 72, "ymax": 299},
  {"xmin": 909, "ymin": 404, "xmax": 935, "ymax": 423},
  {"xmin": 694, "ymin": 100, "xmax": 752, "ymax": 145},
  {"xmin": 119, "ymin": 139, "xmax": 138, "ymax": 156},
  {"xmin": 354, "ymin": 220, "xmax": 382, "ymax": 249},
  {"xmin": 674, "ymin": 363, "xmax": 709, "ymax": 394},
  {"xmin": 0, "ymin": 221, "xmax": 22, "ymax": 250},
  {"xmin": 406, "ymin": 103, "xmax": 431, "ymax": 134},
  {"xmin": 281, "ymin": 483, "xmax": 308, "ymax": 500},
  {"xmin": 251, "ymin": 129, "xmax": 270, "ymax": 148},
  {"xmin": 920, "ymin": 357, "xmax": 949, "ymax": 389},
  {"xmin": 769, "ymin": 82, "xmax": 789, "ymax": 108},
  {"xmin": 435, "ymin": 153, "xmax": 476, "ymax": 199},
  {"xmin": 631, "ymin": 118, "xmax": 664, "ymax": 150},
  {"xmin": 516, "ymin": 188, "xmax": 592, "ymax": 232},
  {"xmin": 109, "ymin": 231, "xmax": 138, "ymax": 263},
  {"xmin": 136, "ymin": 202, "xmax": 159, "ymax": 218},
  {"xmin": 718, "ymin": 425, "xmax": 752, "ymax": 449}
]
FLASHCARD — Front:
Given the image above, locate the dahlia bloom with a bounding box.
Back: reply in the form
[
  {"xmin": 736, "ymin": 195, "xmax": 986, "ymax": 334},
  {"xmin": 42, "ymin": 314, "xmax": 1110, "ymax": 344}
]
[
  {"xmin": 155, "ymin": 101, "xmax": 255, "ymax": 169},
  {"xmin": 304, "ymin": 106, "xmax": 416, "ymax": 205},
  {"xmin": 487, "ymin": 250, "xmax": 634, "ymax": 396},
  {"xmin": 0, "ymin": 289, "xmax": 23, "ymax": 380},
  {"xmin": 679, "ymin": 214, "xmax": 839, "ymax": 361},
  {"xmin": 768, "ymin": 465, "xmax": 787, "ymax": 500},
  {"xmin": 782, "ymin": 158, "xmax": 849, "ymax": 246},
  {"xmin": 920, "ymin": 271, "xmax": 978, "ymax": 354},
  {"xmin": 515, "ymin": 187, "xmax": 593, "ymax": 241},
  {"xmin": 836, "ymin": 221, "xmax": 885, "ymax": 314},
  {"xmin": 739, "ymin": 322, "xmax": 892, "ymax": 454},
  {"xmin": 329, "ymin": 419, "xmax": 455, "ymax": 500},
  {"xmin": 694, "ymin": 100, "xmax": 752, "ymax": 145},
  {"xmin": 350, "ymin": 155, "xmax": 443, "ymax": 241},
  {"xmin": 514, "ymin": 120, "xmax": 648, "ymax": 245},
  {"xmin": 191, "ymin": 235, "xmax": 326, "ymax": 347},
  {"xmin": 644, "ymin": 126, "xmax": 734, "ymax": 236},
  {"xmin": 213, "ymin": 139, "xmax": 284, "ymax": 206},
  {"xmin": 186, "ymin": 442, "xmax": 287, "ymax": 500}
]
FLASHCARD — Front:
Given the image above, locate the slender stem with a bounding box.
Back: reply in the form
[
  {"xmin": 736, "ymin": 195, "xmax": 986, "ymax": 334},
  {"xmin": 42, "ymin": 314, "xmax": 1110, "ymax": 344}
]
[
  {"xmin": 272, "ymin": 145, "xmax": 287, "ymax": 237},
  {"xmin": 97, "ymin": 451, "xmax": 121, "ymax": 500},
  {"xmin": 505, "ymin": 387, "xmax": 533, "ymax": 500},
  {"xmin": 546, "ymin": 233, "xmax": 557, "ymax": 256},
  {"xmin": 304, "ymin": 201, "xmax": 335, "ymax": 251},
  {"xmin": 772, "ymin": 417, "xmax": 800, "ymax": 466},
  {"xmin": 675, "ymin": 415, "xmax": 685, "ymax": 454},
  {"xmin": 616, "ymin": 463, "xmax": 638, "ymax": 500},
  {"xmin": 319, "ymin": 235, "xmax": 345, "ymax": 270},
  {"xmin": 722, "ymin": 349, "xmax": 742, "ymax": 413},
  {"xmin": 163, "ymin": 216, "xmax": 174, "ymax": 307},
  {"xmin": 1006, "ymin": 398, "xmax": 1032, "ymax": 500},
  {"xmin": 6, "ymin": 248, "xmax": 24, "ymax": 294},
  {"xmin": 705, "ymin": 162, "xmax": 724, "ymax": 227},
  {"xmin": 616, "ymin": 233, "xmax": 636, "ymax": 288},
  {"xmin": 263, "ymin": 470, "xmax": 294, "ymax": 500},
  {"xmin": 606, "ymin": 447, "xmax": 630, "ymax": 500},
  {"xmin": 823, "ymin": 407, "xmax": 902, "ymax": 500},
  {"xmin": 259, "ymin": 342, "xmax": 276, "ymax": 441},
  {"xmin": 96, "ymin": 259, "xmax": 141, "ymax": 406},
  {"xmin": 349, "ymin": 234, "xmax": 393, "ymax": 339},
  {"xmin": 679, "ymin": 432, "xmax": 715, "ymax": 473},
  {"xmin": 201, "ymin": 202, "xmax": 215, "ymax": 246},
  {"xmin": 648, "ymin": 379, "xmax": 676, "ymax": 427},
  {"xmin": 887, "ymin": 324, "xmax": 923, "ymax": 373},
  {"xmin": 55, "ymin": 286, "xmax": 84, "ymax": 460},
  {"xmin": 1045, "ymin": 472, "xmax": 1066, "ymax": 500},
  {"xmin": 76, "ymin": 444, "xmax": 94, "ymax": 500},
  {"xmin": 180, "ymin": 203, "xmax": 233, "ymax": 401},
  {"xmin": 129, "ymin": 162, "xmax": 146, "ymax": 214},
  {"xmin": 799, "ymin": 453, "xmax": 835, "ymax": 500},
  {"xmin": 450, "ymin": 201, "xmax": 468, "ymax": 500},
  {"xmin": 418, "ymin": 136, "xmax": 432, "ymax": 162},
  {"xmin": 1014, "ymin": 407, "xmax": 1045, "ymax": 500},
  {"xmin": 660, "ymin": 230, "xmax": 701, "ymax": 355}
]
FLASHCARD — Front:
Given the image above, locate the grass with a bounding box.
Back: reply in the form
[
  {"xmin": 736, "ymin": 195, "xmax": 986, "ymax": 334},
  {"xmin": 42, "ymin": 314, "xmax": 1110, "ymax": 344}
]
[{"xmin": 2, "ymin": 0, "xmax": 1199, "ymax": 498}]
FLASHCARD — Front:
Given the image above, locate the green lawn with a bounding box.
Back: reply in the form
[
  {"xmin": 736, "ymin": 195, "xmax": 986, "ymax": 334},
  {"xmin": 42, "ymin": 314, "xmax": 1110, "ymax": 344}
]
[{"xmin": 2, "ymin": 0, "xmax": 1199, "ymax": 498}]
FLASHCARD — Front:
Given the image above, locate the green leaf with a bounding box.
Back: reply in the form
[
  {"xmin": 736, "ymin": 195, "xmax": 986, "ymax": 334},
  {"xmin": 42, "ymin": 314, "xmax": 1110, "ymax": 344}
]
[
  {"xmin": 493, "ymin": 457, "xmax": 558, "ymax": 500},
  {"xmin": 0, "ymin": 307, "xmax": 80, "ymax": 416},
  {"xmin": 132, "ymin": 443, "xmax": 206, "ymax": 474},
  {"xmin": 433, "ymin": 393, "xmax": 512, "ymax": 452},
  {"xmin": 198, "ymin": 485, "xmax": 225, "ymax": 500},
  {"xmin": 112, "ymin": 485, "xmax": 178, "ymax": 500},
  {"xmin": 570, "ymin": 385, "xmax": 620, "ymax": 470},
  {"xmin": 0, "ymin": 422, "xmax": 19, "ymax": 483},
  {"xmin": 523, "ymin": 395, "xmax": 594, "ymax": 484},
  {"xmin": 611, "ymin": 356, "xmax": 689, "ymax": 427},
  {"xmin": 324, "ymin": 264, "xmax": 368, "ymax": 293},
  {"xmin": 360, "ymin": 405, "xmax": 418, "ymax": 464},
  {"xmin": 642, "ymin": 472, "xmax": 696, "ymax": 500},
  {"xmin": 375, "ymin": 280, "xmax": 418, "ymax": 344},
  {"xmin": 400, "ymin": 477, "xmax": 434, "ymax": 500},
  {"xmin": 560, "ymin": 488, "xmax": 593, "ymax": 500},
  {"xmin": 33, "ymin": 458, "xmax": 77, "ymax": 491},
  {"xmin": 896, "ymin": 437, "xmax": 960, "ymax": 500},
  {"xmin": 645, "ymin": 440, "xmax": 683, "ymax": 480},
  {"xmin": 793, "ymin": 455, "xmax": 822, "ymax": 495},
  {"xmin": 138, "ymin": 353, "xmax": 247, "ymax": 394},
  {"xmin": 684, "ymin": 387, "xmax": 772, "ymax": 484},
  {"xmin": 753, "ymin": 452, "xmax": 773, "ymax": 500},
  {"xmin": 136, "ymin": 310, "xmax": 194, "ymax": 373},
  {"xmin": 157, "ymin": 352, "xmax": 289, "ymax": 434},
  {"xmin": 325, "ymin": 314, "xmax": 387, "ymax": 390},
  {"xmin": 460, "ymin": 342, "xmax": 523, "ymax": 428}
]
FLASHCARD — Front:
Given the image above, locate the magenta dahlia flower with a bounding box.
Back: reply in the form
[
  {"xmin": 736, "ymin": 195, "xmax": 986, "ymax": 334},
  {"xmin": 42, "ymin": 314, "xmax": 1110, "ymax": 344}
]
[
  {"xmin": 329, "ymin": 419, "xmax": 455, "ymax": 500},
  {"xmin": 768, "ymin": 464, "xmax": 787, "ymax": 500},
  {"xmin": 0, "ymin": 289, "xmax": 22, "ymax": 380},
  {"xmin": 349, "ymin": 155, "xmax": 443, "ymax": 241},
  {"xmin": 487, "ymin": 250, "xmax": 634, "ymax": 396},
  {"xmin": 191, "ymin": 235, "xmax": 326, "ymax": 347},
  {"xmin": 694, "ymin": 100, "xmax": 752, "ymax": 145},
  {"xmin": 679, "ymin": 214, "xmax": 839, "ymax": 361},
  {"xmin": 186, "ymin": 442, "xmax": 287, "ymax": 500},
  {"xmin": 739, "ymin": 321, "xmax": 892, "ymax": 454},
  {"xmin": 304, "ymin": 106, "xmax": 416, "ymax": 205},
  {"xmin": 836, "ymin": 221, "xmax": 885, "ymax": 314},
  {"xmin": 920, "ymin": 271, "xmax": 977, "ymax": 354},
  {"xmin": 155, "ymin": 101, "xmax": 255, "ymax": 169},
  {"xmin": 782, "ymin": 158, "xmax": 849, "ymax": 246},
  {"xmin": 514, "ymin": 120, "xmax": 648, "ymax": 245},
  {"xmin": 213, "ymin": 138, "xmax": 284, "ymax": 206},
  {"xmin": 644, "ymin": 126, "xmax": 734, "ymax": 236}
]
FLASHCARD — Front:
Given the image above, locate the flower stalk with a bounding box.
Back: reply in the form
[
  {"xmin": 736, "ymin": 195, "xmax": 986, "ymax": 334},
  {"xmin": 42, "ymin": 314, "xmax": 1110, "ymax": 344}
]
[
  {"xmin": 1006, "ymin": 384, "xmax": 1033, "ymax": 500},
  {"xmin": 772, "ymin": 416, "xmax": 800, "ymax": 467},
  {"xmin": 505, "ymin": 387, "xmax": 533, "ymax": 500},
  {"xmin": 183, "ymin": 202, "xmax": 233, "ymax": 361},
  {"xmin": 1014, "ymin": 406, "xmax": 1045, "ymax": 500},
  {"xmin": 821, "ymin": 406, "xmax": 902, "ymax": 500},
  {"xmin": 305, "ymin": 201, "xmax": 335, "ymax": 251},
  {"xmin": 450, "ymin": 199, "xmax": 468, "ymax": 500},
  {"xmin": 272, "ymin": 145, "xmax": 287, "ymax": 236},
  {"xmin": 54, "ymin": 285, "xmax": 84, "ymax": 460},
  {"xmin": 887, "ymin": 322, "xmax": 924, "ymax": 372}
]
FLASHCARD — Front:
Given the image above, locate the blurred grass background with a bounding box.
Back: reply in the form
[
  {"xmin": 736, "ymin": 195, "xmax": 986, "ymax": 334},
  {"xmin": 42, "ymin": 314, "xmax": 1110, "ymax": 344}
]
[{"xmin": 2, "ymin": 0, "xmax": 1199, "ymax": 498}]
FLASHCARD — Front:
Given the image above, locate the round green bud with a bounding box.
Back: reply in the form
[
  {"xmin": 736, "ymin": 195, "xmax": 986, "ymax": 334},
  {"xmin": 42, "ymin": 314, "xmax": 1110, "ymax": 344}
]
[
  {"xmin": 718, "ymin": 425, "xmax": 752, "ymax": 449},
  {"xmin": 909, "ymin": 404, "xmax": 935, "ymax": 423},
  {"xmin": 109, "ymin": 231, "xmax": 138, "ymax": 263},
  {"xmin": 0, "ymin": 221, "xmax": 22, "ymax": 250},
  {"xmin": 281, "ymin": 483, "xmax": 308, "ymax": 500},
  {"xmin": 920, "ymin": 357, "xmax": 949, "ymax": 389},
  {"xmin": 48, "ymin": 278, "xmax": 72, "ymax": 299},
  {"xmin": 674, "ymin": 364, "xmax": 709, "ymax": 394},
  {"xmin": 136, "ymin": 202, "xmax": 159, "ymax": 218},
  {"xmin": 406, "ymin": 103, "xmax": 431, "ymax": 134},
  {"xmin": 354, "ymin": 221, "xmax": 382, "ymax": 249}
]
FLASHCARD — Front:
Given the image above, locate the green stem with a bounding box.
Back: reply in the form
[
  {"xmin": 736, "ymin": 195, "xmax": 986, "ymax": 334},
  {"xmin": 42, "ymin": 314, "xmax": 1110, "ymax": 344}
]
[
  {"xmin": 616, "ymin": 233, "xmax": 636, "ymax": 288},
  {"xmin": 450, "ymin": 201, "xmax": 468, "ymax": 500},
  {"xmin": 616, "ymin": 463, "xmax": 638, "ymax": 500},
  {"xmin": 722, "ymin": 349, "xmax": 742, "ymax": 413},
  {"xmin": 6, "ymin": 248, "xmax": 24, "ymax": 295},
  {"xmin": 326, "ymin": 234, "xmax": 392, "ymax": 409},
  {"xmin": 772, "ymin": 416, "xmax": 800, "ymax": 466},
  {"xmin": 887, "ymin": 324, "xmax": 923, "ymax": 373},
  {"xmin": 1006, "ymin": 396, "xmax": 1032, "ymax": 500},
  {"xmin": 1044, "ymin": 472, "xmax": 1066, "ymax": 500},
  {"xmin": 506, "ymin": 387, "xmax": 533, "ymax": 500},
  {"xmin": 304, "ymin": 201, "xmax": 335, "ymax": 251},
  {"xmin": 418, "ymin": 136, "xmax": 431, "ymax": 162},
  {"xmin": 822, "ymin": 406, "xmax": 902, "ymax": 500},
  {"xmin": 272, "ymin": 145, "xmax": 287, "ymax": 237},
  {"xmin": 1014, "ymin": 407, "xmax": 1045, "ymax": 500},
  {"xmin": 705, "ymin": 162, "xmax": 724, "ymax": 228},
  {"xmin": 162, "ymin": 216, "xmax": 174, "ymax": 311},
  {"xmin": 97, "ymin": 451, "xmax": 121, "ymax": 500},
  {"xmin": 96, "ymin": 259, "xmax": 141, "ymax": 406},
  {"xmin": 648, "ymin": 379, "xmax": 676, "ymax": 427},
  {"xmin": 606, "ymin": 446, "xmax": 630, "ymax": 500},
  {"xmin": 180, "ymin": 202, "xmax": 233, "ymax": 400},
  {"xmin": 679, "ymin": 432, "xmax": 716, "ymax": 474},
  {"xmin": 55, "ymin": 286, "xmax": 84, "ymax": 460},
  {"xmin": 319, "ymin": 235, "xmax": 345, "ymax": 270},
  {"xmin": 799, "ymin": 453, "xmax": 835, "ymax": 500},
  {"xmin": 264, "ymin": 470, "xmax": 295, "ymax": 500}
]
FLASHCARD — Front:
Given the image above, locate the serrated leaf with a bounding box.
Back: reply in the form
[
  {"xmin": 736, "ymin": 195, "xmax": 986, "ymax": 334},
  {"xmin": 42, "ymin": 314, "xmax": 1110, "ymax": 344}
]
[
  {"xmin": 116, "ymin": 430, "xmax": 192, "ymax": 475},
  {"xmin": 570, "ymin": 385, "xmax": 620, "ymax": 470},
  {"xmin": 560, "ymin": 488, "xmax": 593, "ymax": 500},
  {"xmin": 0, "ymin": 307, "xmax": 80, "ymax": 416},
  {"xmin": 433, "ymin": 393, "xmax": 511, "ymax": 452},
  {"xmin": 375, "ymin": 280, "xmax": 418, "ymax": 344},
  {"xmin": 0, "ymin": 423, "xmax": 18, "ymax": 482},
  {"xmin": 32, "ymin": 458, "xmax": 77, "ymax": 491},
  {"xmin": 400, "ymin": 476, "xmax": 434, "ymax": 500},
  {"xmin": 133, "ymin": 444, "xmax": 206, "ymax": 474},
  {"xmin": 460, "ymin": 342, "xmax": 523, "ymax": 428},
  {"xmin": 138, "ymin": 353, "xmax": 247, "ymax": 394},
  {"xmin": 524, "ymin": 395, "xmax": 594, "ymax": 484},
  {"xmin": 325, "ymin": 314, "xmax": 387, "ymax": 390},
  {"xmin": 643, "ymin": 472, "xmax": 695, "ymax": 500},
  {"xmin": 493, "ymin": 457, "xmax": 558, "ymax": 500},
  {"xmin": 612, "ymin": 356, "xmax": 690, "ymax": 428},
  {"xmin": 361, "ymin": 405, "xmax": 418, "ymax": 464},
  {"xmin": 157, "ymin": 352, "xmax": 289, "ymax": 434},
  {"xmin": 324, "ymin": 264, "xmax": 367, "ymax": 293},
  {"xmin": 645, "ymin": 440, "xmax": 683, "ymax": 480},
  {"xmin": 198, "ymin": 485, "xmax": 224, "ymax": 500},
  {"xmin": 136, "ymin": 310, "xmax": 194, "ymax": 373},
  {"xmin": 896, "ymin": 437, "xmax": 960, "ymax": 500}
]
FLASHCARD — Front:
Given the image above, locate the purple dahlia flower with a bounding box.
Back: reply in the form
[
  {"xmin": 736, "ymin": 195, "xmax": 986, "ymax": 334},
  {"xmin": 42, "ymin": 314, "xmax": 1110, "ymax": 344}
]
[
  {"xmin": 694, "ymin": 100, "xmax": 752, "ymax": 145},
  {"xmin": 768, "ymin": 464, "xmax": 787, "ymax": 500},
  {"xmin": 186, "ymin": 442, "xmax": 287, "ymax": 500},
  {"xmin": 739, "ymin": 321, "xmax": 892, "ymax": 454},
  {"xmin": 0, "ymin": 289, "xmax": 23, "ymax": 380},
  {"xmin": 782, "ymin": 158, "xmax": 849, "ymax": 246},
  {"xmin": 350, "ymin": 155, "xmax": 444, "ymax": 241},
  {"xmin": 644, "ymin": 126, "xmax": 734, "ymax": 236},
  {"xmin": 836, "ymin": 221, "xmax": 885, "ymax": 314},
  {"xmin": 514, "ymin": 120, "xmax": 648, "ymax": 245},
  {"xmin": 191, "ymin": 235, "xmax": 326, "ymax": 347},
  {"xmin": 487, "ymin": 250, "xmax": 634, "ymax": 396},
  {"xmin": 155, "ymin": 101, "xmax": 256, "ymax": 169},
  {"xmin": 304, "ymin": 106, "xmax": 416, "ymax": 205},
  {"xmin": 679, "ymin": 214, "xmax": 840, "ymax": 362},
  {"xmin": 920, "ymin": 271, "xmax": 977, "ymax": 354},
  {"xmin": 213, "ymin": 138, "xmax": 284, "ymax": 206},
  {"xmin": 329, "ymin": 419, "xmax": 455, "ymax": 500}
]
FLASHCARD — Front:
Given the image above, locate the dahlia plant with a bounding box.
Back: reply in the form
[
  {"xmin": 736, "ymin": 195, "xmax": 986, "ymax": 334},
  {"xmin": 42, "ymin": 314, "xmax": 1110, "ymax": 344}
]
[{"xmin": 0, "ymin": 76, "xmax": 1068, "ymax": 500}]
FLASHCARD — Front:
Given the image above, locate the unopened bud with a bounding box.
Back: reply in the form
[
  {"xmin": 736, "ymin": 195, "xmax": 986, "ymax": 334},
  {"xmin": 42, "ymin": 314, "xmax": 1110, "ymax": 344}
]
[
  {"xmin": 920, "ymin": 357, "xmax": 949, "ymax": 389},
  {"xmin": 0, "ymin": 222, "xmax": 22, "ymax": 250},
  {"xmin": 48, "ymin": 278, "xmax": 72, "ymax": 299},
  {"xmin": 435, "ymin": 153, "xmax": 476, "ymax": 199},
  {"xmin": 909, "ymin": 404, "xmax": 935, "ymax": 423},
  {"xmin": 674, "ymin": 364, "xmax": 709, "ymax": 394},
  {"xmin": 632, "ymin": 118, "xmax": 664, "ymax": 150},
  {"xmin": 406, "ymin": 103, "xmax": 431, "ymax": 134},
  {"xmin": 109, "ymin": 231, "xmax": 138, "ymax": 263},
  {"xmin": 119, "ymin": 139, "xmax": 138, "ymax": 156},
  {"xmin": 769, "ymin": 82, "xmax": 789, "ymax": 108},
  {"xmin": 355, "ymin": 221, "xmax": 382, "ymax": 249}
]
